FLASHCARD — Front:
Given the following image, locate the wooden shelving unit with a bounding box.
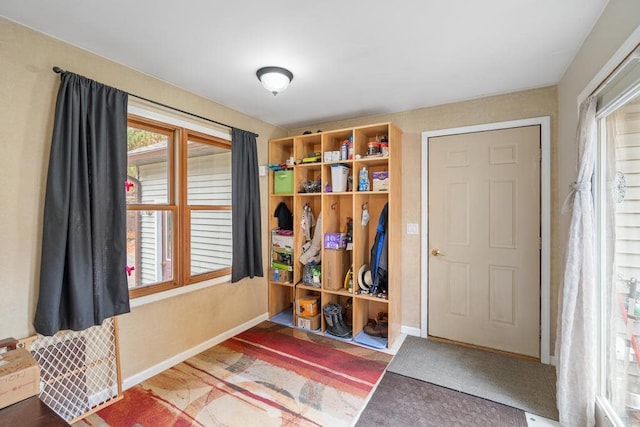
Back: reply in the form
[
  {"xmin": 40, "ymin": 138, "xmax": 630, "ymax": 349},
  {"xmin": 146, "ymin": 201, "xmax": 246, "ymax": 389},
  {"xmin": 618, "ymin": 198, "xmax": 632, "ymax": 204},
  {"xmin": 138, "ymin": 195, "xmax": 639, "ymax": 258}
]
[{"xmin": 268, "ymin": 123, "xmax": 402, "ymax": 348}]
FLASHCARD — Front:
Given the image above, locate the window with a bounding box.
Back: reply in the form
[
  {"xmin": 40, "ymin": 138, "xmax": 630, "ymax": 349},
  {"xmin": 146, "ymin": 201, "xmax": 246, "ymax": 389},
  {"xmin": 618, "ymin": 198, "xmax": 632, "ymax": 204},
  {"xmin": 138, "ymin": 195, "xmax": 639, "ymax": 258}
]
[
  {"xmin": 126, "ymin": 114, "xmax": 232, "ymax": 298},
  {"xmin": 596, "ymin": 47, "xmax": 640, "ymax": 425}
]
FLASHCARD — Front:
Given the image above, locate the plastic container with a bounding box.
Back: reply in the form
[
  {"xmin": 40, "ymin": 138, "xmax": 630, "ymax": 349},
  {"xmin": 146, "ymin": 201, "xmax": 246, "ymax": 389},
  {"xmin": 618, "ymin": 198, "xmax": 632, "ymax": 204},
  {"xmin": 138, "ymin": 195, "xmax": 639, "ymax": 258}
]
[
  {"xmin": 331, "ymin": 164, "xmax": 350, "ymax": 192},
  {"xmin": 341, "ymin": 140, "xmax": 349, "ymax": 161},
  {"xmin": 358, "ymin": 166, "xmax": 370, "ymax": 191},
  {"xmin": 348, "ymin": 136, "xmax": 354, "ymax": 159}
]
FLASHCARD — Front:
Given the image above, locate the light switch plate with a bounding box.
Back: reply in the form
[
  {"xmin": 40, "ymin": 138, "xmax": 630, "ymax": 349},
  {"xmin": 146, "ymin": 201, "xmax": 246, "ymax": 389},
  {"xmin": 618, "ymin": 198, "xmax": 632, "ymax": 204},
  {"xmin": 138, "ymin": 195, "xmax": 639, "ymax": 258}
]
[
  {"xmin": 259, "ymin": 165, "xmax": 267, "ymax": 176},
  {"xmin": 407, "ymin": 223, "xmax": 419, "ymax": 235}
]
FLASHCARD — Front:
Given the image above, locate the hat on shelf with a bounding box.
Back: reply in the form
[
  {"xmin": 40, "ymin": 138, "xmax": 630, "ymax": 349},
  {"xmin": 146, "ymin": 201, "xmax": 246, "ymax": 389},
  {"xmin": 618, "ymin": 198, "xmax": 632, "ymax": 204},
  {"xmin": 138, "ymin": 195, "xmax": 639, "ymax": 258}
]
[{"xmin": 358, "ymin": 264, "xmax": 373, "ymax": 291}]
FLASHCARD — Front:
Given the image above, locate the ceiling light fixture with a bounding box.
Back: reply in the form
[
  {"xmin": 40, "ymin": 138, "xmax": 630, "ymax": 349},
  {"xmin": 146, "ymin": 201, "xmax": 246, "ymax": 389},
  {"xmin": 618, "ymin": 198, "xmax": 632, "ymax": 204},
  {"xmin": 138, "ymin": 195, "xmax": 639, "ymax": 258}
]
[{"xmin": 256, "ymin": 66, "xmax": 293, "ymax": 96}]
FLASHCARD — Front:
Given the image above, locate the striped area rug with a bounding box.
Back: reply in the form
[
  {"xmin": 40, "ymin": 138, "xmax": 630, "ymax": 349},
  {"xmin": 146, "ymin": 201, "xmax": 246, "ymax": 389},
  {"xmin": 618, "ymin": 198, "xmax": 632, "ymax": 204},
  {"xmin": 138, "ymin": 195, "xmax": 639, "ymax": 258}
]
[{"xmin": 77, "ymin": 321, "xmax": 392, "ymax": 426}]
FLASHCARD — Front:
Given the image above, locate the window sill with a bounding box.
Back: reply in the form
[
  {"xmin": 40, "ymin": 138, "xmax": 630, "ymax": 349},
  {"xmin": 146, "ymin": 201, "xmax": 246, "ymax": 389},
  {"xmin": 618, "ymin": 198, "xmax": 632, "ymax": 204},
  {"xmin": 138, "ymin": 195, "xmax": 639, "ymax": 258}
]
[{"xmin": 129, "ymin": 274, "xmax": 231, "ymax": 308}]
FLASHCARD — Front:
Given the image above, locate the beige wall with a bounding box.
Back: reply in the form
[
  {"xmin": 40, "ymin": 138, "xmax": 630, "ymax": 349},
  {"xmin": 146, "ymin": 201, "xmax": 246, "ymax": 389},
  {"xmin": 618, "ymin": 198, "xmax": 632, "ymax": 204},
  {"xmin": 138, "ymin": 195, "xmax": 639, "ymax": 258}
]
[
  {"xmin": 289, "ymin": 87, "xmax": 558, "ymax": 339},
  {"xmin": 0, "ymin": 18, "xmax": 287, "ymax": 379}
]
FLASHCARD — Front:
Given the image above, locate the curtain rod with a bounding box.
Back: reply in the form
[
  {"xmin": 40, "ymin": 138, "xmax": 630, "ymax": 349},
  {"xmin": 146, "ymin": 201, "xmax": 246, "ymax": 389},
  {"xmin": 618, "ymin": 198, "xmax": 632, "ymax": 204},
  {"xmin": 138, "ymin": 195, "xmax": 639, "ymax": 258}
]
[
  {"xmin": 588, "ymin": 44, "xmax": 640, "ymax": 99},
  {"xmin": 52, "ymin": 66, "xmax": 251, "ymax": 135}
]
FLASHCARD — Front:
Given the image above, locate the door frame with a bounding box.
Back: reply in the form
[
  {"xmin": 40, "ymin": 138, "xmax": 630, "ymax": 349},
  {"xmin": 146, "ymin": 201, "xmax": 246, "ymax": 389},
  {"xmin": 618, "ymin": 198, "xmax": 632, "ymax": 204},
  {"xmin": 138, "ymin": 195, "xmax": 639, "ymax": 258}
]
[{"xmin": 420, "ymin": 116, "xmax": 551, "ymax": 364}]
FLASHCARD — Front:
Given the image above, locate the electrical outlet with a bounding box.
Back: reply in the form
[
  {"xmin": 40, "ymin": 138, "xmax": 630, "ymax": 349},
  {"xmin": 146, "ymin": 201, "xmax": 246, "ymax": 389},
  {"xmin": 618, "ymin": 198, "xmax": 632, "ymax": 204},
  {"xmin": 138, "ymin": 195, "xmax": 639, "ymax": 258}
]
[{"xmin": 407, "ymin": 223, "xmax": 419, "ymax": 235}]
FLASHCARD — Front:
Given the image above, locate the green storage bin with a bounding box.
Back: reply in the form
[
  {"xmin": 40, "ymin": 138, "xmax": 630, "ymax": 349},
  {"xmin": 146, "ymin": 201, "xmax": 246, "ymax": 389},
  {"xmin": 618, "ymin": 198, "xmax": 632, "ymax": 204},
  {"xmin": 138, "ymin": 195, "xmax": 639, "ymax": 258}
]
[{"xmin": 274, "ymin": 170, "xmax": 293, "ymax": 194}]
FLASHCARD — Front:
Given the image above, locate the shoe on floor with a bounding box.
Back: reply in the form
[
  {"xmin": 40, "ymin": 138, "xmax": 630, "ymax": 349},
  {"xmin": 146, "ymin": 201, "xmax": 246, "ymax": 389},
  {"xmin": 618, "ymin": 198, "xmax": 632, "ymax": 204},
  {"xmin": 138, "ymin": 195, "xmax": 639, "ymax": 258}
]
[{"xmin": 364, "ymin": 319, "xmax": 388, "ymax": 338}]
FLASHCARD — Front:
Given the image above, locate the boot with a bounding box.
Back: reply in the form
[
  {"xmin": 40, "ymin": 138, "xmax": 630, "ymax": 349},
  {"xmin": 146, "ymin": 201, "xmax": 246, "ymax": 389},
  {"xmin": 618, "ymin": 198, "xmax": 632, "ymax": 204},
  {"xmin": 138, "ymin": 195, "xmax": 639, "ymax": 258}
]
[
  {"xmin": 345, "ymin": 298, "xmax": 353, "ymax": 327},
  {"xmin": 323, "ymin": 303, "xmax": 352, "ymax": 338},
  {"xmin": 364, "ymin": 312, "xmax": 388, "ymax": 338}
]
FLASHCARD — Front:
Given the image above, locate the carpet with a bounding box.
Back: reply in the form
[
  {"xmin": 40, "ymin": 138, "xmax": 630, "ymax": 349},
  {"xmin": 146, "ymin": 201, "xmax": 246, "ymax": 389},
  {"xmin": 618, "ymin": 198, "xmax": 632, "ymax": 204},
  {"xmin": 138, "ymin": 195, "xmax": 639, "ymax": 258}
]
[
  {"xmin": 76, "ymin": 321, "xmax": 391, "ymax": 426},
  {"xmin": 357, "ymin": 372, "xmax": 528, "ymax": 427},
  {"xmin": 387, "ymin": 336, "xmax": 558, "ymax": 420}
]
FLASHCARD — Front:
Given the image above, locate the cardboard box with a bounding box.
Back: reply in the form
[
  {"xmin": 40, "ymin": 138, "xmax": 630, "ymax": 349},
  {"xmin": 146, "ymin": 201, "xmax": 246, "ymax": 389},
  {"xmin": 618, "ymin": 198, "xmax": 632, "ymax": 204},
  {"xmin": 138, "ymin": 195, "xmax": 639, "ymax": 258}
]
[
  {"xmin": 323, "ymin": 249, "xmax": 348, "ymax": 290},
  {"xmin": 272, "ymin": 233, "xmax": 294, "ymax": 252},
  {"xmin": 271, "ymin": 267, "xmax": 291, "ymax": 283},
  {"xmin": 272, "ymin": 249, "xmax": 293, "ymax": 270},
  {"xmin": 297, "ymin": 296, "xmax": 320, "ymax": 316},
  {"xmin": 297, "ymin": 314, "xmax": 321, "ymax": 331},
  {"xmin": 0, "ymin": 349, "xmax": 40, "ymax": 409},
  {"xmin": 324, "ymin": 233, "xmax": 346, "ymax": 249},
  {"xmin": 274, "ymin": 170, "xmax": 294, "ymax": 194},
  {"xmin": 372, "ymin": 171, "xmax": 389, "ymax": 191}
]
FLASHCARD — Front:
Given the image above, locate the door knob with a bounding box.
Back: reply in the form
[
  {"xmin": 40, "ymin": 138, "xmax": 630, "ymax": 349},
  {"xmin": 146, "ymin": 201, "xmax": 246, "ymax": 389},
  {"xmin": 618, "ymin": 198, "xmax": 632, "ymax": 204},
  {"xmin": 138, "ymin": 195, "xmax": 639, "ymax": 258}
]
[{"xmin": 431, "ymin": 249, "xmax": 443, "ymax": 256}]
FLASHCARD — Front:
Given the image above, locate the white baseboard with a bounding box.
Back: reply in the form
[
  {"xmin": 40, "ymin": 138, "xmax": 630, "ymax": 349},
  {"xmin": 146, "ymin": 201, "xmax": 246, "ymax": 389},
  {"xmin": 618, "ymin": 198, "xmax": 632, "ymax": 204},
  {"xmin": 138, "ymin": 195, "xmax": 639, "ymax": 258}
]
[
  {"xmin": 401, "ymin": 325, "xmax": 421, "ymax": 337},
  {"xmin": 548, "ymin": 355, "xmax": 556, "ymax": 366},
  {"xmin": 122, "ymin": 312, "xmax": 269, "ymax": 390}
]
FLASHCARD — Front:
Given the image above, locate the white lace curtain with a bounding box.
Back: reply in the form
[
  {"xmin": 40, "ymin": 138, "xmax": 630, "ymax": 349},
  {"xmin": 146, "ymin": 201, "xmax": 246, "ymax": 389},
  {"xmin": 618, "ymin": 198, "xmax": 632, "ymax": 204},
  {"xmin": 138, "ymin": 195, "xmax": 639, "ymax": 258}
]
[{"xmin": 556, "ymin": 95, "xmax": 598, "ymax": 427}]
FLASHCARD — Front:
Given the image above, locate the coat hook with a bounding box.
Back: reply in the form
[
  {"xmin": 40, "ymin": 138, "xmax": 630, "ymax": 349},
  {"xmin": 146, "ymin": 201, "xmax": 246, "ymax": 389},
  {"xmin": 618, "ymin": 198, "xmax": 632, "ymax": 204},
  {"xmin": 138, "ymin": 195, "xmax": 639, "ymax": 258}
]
[{"xmin": 331, "ymin": 202, "xmax": 337, "ymax": 210}]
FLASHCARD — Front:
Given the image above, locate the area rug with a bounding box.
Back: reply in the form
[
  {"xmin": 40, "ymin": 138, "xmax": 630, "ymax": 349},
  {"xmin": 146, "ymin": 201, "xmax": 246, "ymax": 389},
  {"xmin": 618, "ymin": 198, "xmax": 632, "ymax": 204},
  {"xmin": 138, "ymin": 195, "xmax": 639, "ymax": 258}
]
[
  {"xmin": 387, "ymin": 336, "xmax": 558, "ymax": 420},
  {"xmin": 357, "ymin": 371, "xmax": 528, "ymax": 427},
  {"xmin": 76, "ymin": 321, "xmax": 392, "ymax": 426}
]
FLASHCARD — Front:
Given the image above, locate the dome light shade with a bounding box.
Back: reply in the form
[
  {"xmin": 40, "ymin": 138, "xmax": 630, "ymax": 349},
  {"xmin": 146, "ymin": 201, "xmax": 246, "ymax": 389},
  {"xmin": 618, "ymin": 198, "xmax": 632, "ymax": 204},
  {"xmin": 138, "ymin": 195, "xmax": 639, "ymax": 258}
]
[{"xmin": 256, "ymin": 66, "xmax": 293, "ymax": 96}]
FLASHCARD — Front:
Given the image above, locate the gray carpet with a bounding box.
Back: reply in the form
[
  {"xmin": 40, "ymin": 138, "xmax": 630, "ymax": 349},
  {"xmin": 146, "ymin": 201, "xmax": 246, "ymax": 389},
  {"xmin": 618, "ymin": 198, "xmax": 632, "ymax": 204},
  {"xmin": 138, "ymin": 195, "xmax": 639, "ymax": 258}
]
[
  {"xmin": 387, "ymin": 336, "xmax": 558, "ymax": 420},
  {"xmin": 357, "ymin": 372, "xmax": 528, "ymax": 427}
]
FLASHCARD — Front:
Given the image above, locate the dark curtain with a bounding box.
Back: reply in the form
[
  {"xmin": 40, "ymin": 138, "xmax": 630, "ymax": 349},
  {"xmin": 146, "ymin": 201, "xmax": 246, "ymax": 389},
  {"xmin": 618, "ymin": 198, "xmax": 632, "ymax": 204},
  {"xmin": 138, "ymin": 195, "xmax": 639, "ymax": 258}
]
[
  {"xmin": 231, "ymin": 128, "xmax": 263, "ymax": 282},
  {"xmin": 34, "ymin": 72, "xmax": 130, "ymax": 336}
]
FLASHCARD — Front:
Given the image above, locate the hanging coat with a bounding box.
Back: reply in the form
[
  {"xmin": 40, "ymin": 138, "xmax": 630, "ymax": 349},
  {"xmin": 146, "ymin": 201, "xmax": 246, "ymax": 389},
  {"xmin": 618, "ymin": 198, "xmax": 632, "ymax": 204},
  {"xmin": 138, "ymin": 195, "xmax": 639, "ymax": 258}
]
[
  {"xmin": 369, "ymin": 203, "xmax": 388, "ymax": 294},
  {"xmin": 273, "ymin": 202, "xmax": 293, "ymax": 230}
]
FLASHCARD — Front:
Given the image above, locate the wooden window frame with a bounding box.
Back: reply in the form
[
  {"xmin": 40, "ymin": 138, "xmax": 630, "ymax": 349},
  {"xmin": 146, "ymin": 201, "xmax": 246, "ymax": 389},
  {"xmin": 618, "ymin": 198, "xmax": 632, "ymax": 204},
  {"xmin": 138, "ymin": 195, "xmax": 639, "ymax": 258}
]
[
  {"xmin": 181, "ymin": 129, "xmax": 232, "ymax": 285},
  {"xmin": 127, "ymin": 115, "xmax": 232, "ymax": 299}
]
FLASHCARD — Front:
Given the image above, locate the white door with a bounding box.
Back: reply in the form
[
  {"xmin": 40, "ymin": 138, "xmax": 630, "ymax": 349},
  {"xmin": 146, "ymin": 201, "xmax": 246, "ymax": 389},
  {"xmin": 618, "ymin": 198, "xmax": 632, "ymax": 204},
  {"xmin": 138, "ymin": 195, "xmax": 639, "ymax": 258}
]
[{"xmin": 428, "ymin": 126, "xmax": 541, "ymax": 357}]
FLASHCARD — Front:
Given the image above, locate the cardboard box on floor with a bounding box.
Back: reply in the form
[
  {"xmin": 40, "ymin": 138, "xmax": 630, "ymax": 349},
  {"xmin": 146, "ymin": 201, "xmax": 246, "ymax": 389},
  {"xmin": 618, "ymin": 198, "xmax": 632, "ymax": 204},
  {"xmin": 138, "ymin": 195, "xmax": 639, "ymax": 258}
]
[
  {"xmin": 297, "ymin": 314, "xmax": 321, "ymax": 331},
  {"xmin": 0, "ymin": 339, "xmax": 40, "ymax": 409}
]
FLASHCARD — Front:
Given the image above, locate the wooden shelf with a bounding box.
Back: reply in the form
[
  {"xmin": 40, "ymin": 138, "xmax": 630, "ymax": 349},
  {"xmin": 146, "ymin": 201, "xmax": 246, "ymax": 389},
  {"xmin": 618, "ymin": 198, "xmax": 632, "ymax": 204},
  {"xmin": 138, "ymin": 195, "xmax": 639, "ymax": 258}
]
[
  {"xmin": 297, "ymin": 284, "xmax": 322, "ymax": 292},
  {"xmin": 354, "ymin": 293, "xmax": 390, "ymax": 303},
  {"xmin": 268, "ymin": 281, "xmax": 294, "ymax": 287},
  {"xmin": 323, "ymin": 288, "xmax": 353, "ymax": 298},
  {"xmin": 268, "ymin": 123, "xmax": 402, "ymax": 349}
]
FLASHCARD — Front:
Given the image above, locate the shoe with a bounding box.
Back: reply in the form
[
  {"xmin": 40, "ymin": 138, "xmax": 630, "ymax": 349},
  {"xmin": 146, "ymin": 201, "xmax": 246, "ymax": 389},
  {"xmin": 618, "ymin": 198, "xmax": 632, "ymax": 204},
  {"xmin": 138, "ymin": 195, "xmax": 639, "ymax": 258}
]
[
  {"xmin": 323, "ymin": 303, "xmax": 352, "ymax": 338},
  {"xmin": 345, "ymin": 298, "xmax": 353, "ymax": 327},
  {"xmin": 364, "ymin": 313, "xmax": 388, "ymax": 338}
]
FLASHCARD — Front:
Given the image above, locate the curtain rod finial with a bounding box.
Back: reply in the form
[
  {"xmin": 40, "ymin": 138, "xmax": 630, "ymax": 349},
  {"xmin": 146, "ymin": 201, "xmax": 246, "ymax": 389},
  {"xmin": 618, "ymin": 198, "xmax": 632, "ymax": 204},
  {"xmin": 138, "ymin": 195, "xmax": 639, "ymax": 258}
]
[{"xmin": 52, "ymin": 66, "xmax": 64, "ymax": 74}]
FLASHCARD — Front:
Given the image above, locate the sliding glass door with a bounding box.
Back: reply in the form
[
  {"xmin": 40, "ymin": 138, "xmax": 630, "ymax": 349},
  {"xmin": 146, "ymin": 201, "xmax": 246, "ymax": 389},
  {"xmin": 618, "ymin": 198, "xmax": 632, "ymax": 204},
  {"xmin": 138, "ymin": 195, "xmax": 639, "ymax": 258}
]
[{"xmin": 598, "ymin": 79, "xmax": 640, "ymax": 425}]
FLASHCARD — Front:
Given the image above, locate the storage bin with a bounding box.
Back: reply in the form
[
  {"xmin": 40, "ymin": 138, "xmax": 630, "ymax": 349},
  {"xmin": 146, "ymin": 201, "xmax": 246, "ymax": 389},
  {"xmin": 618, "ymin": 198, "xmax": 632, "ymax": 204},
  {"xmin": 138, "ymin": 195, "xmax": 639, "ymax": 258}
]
[
  {"xmin": 330, "ymin": 164, "xmax": 349, "ymax": 192},
  {"xmin": 274, "ymin": 170, "xmax": 293, "ymax": 194}
]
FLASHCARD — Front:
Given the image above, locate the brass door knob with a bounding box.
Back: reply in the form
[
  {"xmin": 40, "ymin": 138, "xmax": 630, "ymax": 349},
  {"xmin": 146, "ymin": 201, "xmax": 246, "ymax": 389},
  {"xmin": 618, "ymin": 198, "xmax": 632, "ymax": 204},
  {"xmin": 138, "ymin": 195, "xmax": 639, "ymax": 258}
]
[{"xmin": 431, "ymin": 249, "xmax": 443, "ymax": 256}]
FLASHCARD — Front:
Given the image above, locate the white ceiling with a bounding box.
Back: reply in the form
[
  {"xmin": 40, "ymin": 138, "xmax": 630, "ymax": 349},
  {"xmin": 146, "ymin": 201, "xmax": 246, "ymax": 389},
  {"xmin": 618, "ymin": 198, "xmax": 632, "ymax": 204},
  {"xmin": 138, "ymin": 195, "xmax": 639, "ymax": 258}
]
[{"xmin": 1, "ymin": 1, "xmax": 608, "ymax": 129}]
